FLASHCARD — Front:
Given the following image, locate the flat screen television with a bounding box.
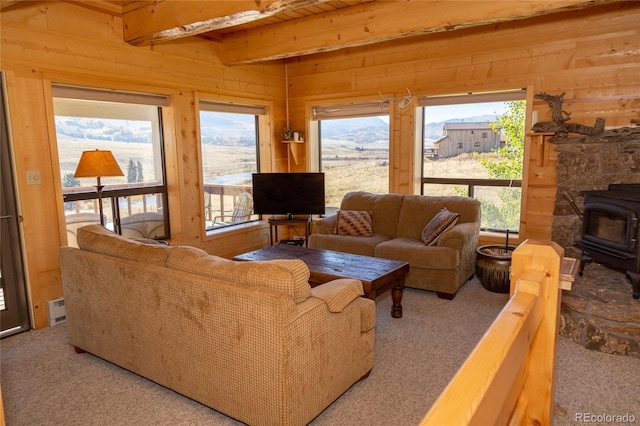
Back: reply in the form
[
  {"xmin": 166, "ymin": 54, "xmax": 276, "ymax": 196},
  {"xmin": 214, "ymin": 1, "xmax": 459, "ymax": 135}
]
[{"xmin": 252, "ymin": 172, "xmax": 325, "ymax": 218}]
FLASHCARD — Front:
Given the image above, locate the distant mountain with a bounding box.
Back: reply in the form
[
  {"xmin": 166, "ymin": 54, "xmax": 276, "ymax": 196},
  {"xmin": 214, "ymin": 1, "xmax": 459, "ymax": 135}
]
[
  {"xmin": 199, "ymin": 111, "xmax": 256, "ymax": 146},
  {"xmin": 199, "ymin": 111, "xmax": 255, "ymax": 134},
  {"xmin": 320, "ymin": 114, "xmax": 499, "ymax": 145},
  {"xmin": 320, "ymin": 116, "xmax": 390, "ymax": 144},
  {"xmin": 55, "ymin": 117, "xmax": 152, "ymax": 143},
  {"xmin": 339, "ymin": 126, "xmax": 389, "ymax": 143},
  {"xmin": 320, "ymin": 116, "xmax": 388, "ymax": 139},
  {"xmin": 55, "ymin": 113, "xmax": 258, "ymax": 146},
  {"xmin": 55, "ymin": 112, "xmax": 500, "ymax": 148}
]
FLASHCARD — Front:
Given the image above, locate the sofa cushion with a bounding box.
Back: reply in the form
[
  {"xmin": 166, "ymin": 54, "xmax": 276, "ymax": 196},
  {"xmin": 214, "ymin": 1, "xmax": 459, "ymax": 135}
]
[
  {"xmin": 77, "ymin": 224, "xmax": 170, "ymax": 266},
  {"xmin": 396, "ymin": 195, "xmax": 479, "ymax": 239},
  {"xmin": 420, "ymin": 207, "xmax": 460, "ymax": 246},
  {"xmin": 375, "ymin": 238, "xmax": 460, "ymax": 269},
  {"xmin": 341, "ymin": 191, "xmax": 403, "ymax": 237},
  {"xmin": 309, "ymin": 233, "xmax": 392, "ymax": 257},
  {"xmin": 334, "ymin": 210, "xmax": 373, "ymax": 236},
  {"xmin": 167, "ymin": 246, "xmax": 311, "ymax": 303}
]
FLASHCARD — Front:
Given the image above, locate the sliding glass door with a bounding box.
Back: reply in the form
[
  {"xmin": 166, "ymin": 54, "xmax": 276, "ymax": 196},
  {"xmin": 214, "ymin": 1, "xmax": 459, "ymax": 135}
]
[{"xmin": 1, "ymin": 71, "xmax": 30, "ymax": 337}]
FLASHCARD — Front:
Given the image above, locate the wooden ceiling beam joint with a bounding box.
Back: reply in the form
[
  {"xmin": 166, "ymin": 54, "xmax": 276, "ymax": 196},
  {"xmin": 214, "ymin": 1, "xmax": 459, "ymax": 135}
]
[
  {"xmin": 219, "ymin": 0, "xmax": 627, "ymax": 64},
  {"xmin": 123, "ymin": 0, "xmax": 336, "ymax": 46}
]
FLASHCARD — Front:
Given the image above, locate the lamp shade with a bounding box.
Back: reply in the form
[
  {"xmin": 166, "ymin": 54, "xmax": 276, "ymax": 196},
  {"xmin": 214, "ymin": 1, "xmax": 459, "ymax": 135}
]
[{"xmin": 73, "ymin": 150, "xmax": 124, "ymax": 178}]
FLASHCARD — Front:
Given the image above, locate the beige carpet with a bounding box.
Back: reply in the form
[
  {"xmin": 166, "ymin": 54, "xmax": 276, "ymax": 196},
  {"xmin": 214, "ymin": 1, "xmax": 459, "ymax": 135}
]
[{"xmin": 2, "ymin": 278, "xmax": 639, "ymax": 425}]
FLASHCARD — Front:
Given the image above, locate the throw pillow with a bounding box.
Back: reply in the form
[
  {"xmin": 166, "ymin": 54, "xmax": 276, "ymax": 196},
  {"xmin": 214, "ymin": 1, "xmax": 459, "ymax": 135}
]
[
  {"xmin": 421, "ymin": 208, "xmax": 460, "ymax": 246},
  {"xmin": 334, "ymin": 210, "xmax": 373, "ymax": 236}
]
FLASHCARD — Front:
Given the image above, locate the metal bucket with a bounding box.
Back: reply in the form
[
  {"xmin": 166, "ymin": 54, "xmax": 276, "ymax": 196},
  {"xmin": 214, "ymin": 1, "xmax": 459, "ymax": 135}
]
[{"xmin": 475, "ymin": 245, "xmax": 516, "ymax": 293}]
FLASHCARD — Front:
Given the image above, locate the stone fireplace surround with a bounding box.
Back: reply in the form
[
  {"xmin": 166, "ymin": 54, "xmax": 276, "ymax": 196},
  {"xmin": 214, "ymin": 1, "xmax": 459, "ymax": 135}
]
[{"xmin": 550, "ymin": 126, "xmax": 640, "ymax": 358}]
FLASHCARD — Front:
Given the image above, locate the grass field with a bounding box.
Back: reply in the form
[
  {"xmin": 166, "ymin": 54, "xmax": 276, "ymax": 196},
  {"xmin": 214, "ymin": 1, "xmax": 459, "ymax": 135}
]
[
  {"xmin": 320, "ymin": 146, "xmax": 499, "ymax": 206},
  {"xmin": 321, "ymin": 138, "xmax": 388, "ymax": 206},
  {"xmin": 60, "ymin": 136, "xmax": 496, "ymax": 189},
  {"xmin": 59, "ymin": 136, "xmax": 518, "ymax": 228},
  {"xmin": 58, "ymin": 136, "xmax": 158, "ymax": 186}
]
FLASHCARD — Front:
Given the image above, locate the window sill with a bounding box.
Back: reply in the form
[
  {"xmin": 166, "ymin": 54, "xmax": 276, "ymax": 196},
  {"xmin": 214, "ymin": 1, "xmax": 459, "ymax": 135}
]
[
  {"xmin": 479, "ymin": 230, "xmax": 521, "ymax": 247},
  {"xmin": 204, "ymin": 220, "xmax": 267, "ymax": 240}
]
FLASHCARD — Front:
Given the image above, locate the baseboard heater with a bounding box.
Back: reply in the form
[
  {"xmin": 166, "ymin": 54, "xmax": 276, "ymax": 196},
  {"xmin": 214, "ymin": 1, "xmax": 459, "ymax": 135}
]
[{"xmin": 47, "ymin": 298, "xmax": 66, "ymax": 326}]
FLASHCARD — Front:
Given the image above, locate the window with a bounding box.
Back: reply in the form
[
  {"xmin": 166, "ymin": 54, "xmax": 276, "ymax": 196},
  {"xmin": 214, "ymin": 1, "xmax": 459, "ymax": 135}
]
[
  {"xmin": 313, "ymin": 102, "xmax": 390, "ymax": 213},
  {"xmin": 199, "ymin": 100, "xmax": 263, "ymax": 231},
  {"xmin": 420, "ymin": 90, "xmax": 526, "ymax": 232},
  {"xmin": 54, "ymin": 85, "xmax": 170, "ymax": 245}
]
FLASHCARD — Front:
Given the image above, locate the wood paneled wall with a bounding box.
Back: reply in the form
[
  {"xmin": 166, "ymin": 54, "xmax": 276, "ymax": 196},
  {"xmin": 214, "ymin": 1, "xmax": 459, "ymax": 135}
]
[
  {"xmin": 1, "ymin": 1, "xmax": 639, "ymax": 329},
  {"xmin": 287, "ymin": 1, "xmax": 640, "ymax": 241},
  {"xmin": 0, "ymin": 2, "xmax": 284, "ymax": 328}
]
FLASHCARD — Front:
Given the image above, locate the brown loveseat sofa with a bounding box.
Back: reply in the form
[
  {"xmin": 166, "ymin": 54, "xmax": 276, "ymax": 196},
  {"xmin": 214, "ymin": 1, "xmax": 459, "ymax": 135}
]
[
  {"xmin": 59, "ymin": 224, "xmax": 375, "ymax": 426},
  {"xmin": 309, "ymin": 191, "xmax": 481, "ymax": 299}
]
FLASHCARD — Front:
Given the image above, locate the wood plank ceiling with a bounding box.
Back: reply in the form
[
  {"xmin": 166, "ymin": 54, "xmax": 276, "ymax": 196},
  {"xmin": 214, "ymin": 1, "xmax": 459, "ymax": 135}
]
[{"xmin": 6, "ymin": 0, "xmax": 628, "ymax": 64}]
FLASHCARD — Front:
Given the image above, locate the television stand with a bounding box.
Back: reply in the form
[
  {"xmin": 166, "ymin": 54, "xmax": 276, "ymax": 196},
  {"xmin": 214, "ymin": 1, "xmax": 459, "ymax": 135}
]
[{"xmin": 268, "ymin": 216, "xmax": 312, "ymax": 247}]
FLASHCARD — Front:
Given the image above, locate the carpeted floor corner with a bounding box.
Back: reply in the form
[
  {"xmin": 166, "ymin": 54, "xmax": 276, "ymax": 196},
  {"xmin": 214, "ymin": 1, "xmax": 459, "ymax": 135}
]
[{"xmin": 2, "ymin": 278, "xmax": 639, "ymax": 425}]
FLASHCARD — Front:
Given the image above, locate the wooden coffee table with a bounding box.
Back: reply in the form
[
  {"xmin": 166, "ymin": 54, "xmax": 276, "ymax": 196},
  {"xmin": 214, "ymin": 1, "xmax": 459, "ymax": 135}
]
[{"xmin": 234, "ymin": 245, "xmax": 409, "ymax": 318}]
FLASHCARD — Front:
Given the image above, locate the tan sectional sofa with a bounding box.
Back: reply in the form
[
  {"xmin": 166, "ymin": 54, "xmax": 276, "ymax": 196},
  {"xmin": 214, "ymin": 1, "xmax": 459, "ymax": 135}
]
[
  {"xmin": 309, "ymin": 191, "xmax": 481, "ymax": 299},
  {"xmin": 59, "ymin": 224, "xmax": 375, "ymax": 426}
]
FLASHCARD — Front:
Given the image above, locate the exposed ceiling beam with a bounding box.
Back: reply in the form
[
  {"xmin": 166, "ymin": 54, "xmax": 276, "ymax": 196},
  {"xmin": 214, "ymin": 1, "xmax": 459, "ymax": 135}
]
[
  {"xmin": 219, "ymin": 0, "xmax": 623, "ymax": 64},
  {"xmin": 65, "ymin": 0, "xmax": 126, "ymax": 16},
  {"xmin": 0, "ymin": 0, "xmax": 32, "ymax": 11},
  {"xmin": 123, "ymin": 0, "xmax": 335, "ymax": 46}
]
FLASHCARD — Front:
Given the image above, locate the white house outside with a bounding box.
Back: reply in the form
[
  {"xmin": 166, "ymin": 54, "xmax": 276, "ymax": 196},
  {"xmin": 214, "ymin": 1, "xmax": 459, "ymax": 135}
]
[{"xmin": 431, "ymin": 122, "xmax": 502, "ymax": 159}]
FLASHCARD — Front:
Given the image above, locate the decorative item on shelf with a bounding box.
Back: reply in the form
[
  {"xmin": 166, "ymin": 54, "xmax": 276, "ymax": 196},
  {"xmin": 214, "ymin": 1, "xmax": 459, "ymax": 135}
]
[
  {"xmin": 532, "ymin": 91, "xmax": 605, "ymax": 140},
  {"xmin": 73, "ymin": 149, "xmax": 124, "ymax": 226},
  {"xmin": 281, "ymin": 124, "xmax": 304, "ymax": 143},
  {"xmin": 281, "ymin": 124, "xmax": 304, "ymax": 168}
]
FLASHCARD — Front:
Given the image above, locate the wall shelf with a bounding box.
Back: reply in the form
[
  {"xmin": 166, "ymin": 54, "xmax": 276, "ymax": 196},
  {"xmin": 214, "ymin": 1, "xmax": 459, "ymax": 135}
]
[{"xmin": 281, "ymin": 140, "xmax": 304, "ymax": 166}]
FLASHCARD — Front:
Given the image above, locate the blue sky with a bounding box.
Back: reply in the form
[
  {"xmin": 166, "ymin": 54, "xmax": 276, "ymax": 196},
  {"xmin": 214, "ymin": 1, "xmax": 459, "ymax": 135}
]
[
  {"xmin": 425, "ymin": 102, "xmax": 508, "ymax": 123},
  {"xmin": 375, "ymin": 101, "xmax": 508, "ymax": 125}
]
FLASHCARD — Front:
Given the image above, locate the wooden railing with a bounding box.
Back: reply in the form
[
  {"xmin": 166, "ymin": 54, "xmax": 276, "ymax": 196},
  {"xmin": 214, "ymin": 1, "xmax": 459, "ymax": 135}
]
[{"xmin": 421, "ymin": 240, "xmax": 575, "ymax": 426}]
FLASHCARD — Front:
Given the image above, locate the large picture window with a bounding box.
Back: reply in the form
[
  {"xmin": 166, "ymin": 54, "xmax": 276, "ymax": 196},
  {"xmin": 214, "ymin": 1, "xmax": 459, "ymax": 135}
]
[
  {"xmin": 420, "ymin": 90, "xmax": 526, "ymax": 233},
  {"xmin": 199, "ymin": 100, "xmax": 262, "ymax": 231},
  {"xmin": 313, "ymin": 102, "xmax": 390, "ymax": 213},
  {"xmin": 54, "ymin": 85, "xmax": 170, "ymax": 245}
]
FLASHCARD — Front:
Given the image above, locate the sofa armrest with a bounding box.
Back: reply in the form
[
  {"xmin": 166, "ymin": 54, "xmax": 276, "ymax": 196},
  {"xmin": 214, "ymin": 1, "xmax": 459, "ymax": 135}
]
[
  {"xmin": 310, "ymin": 278, "xmax": 364, "ymax": 313},
  {"xmin": 437, "ymin": 222, "xmax": 480, "ymax": 250},
  {"xmin": 314, "ymin": 215, "xmax": 337, "ymax": 234}
]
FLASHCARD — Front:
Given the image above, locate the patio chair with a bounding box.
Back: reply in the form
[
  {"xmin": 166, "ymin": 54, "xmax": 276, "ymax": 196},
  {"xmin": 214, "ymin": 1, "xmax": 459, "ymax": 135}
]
[
  {"xmin": 120, "ymin": 212, "xmax": 165, "ymax": 239},
  {"xmin": 65, "ymin": 212, "xmax": 105, "ymax": 247},
  {"xmin": 211, "ymin": 192, "xmax": 253, "ymax": 228}
]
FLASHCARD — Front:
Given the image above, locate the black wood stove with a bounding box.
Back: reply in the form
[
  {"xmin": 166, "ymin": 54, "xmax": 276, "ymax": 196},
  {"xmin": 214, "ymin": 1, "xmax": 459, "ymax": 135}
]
[{"xmin": 578, "ymin": 183, "xmax": 640, "ymax": 299}]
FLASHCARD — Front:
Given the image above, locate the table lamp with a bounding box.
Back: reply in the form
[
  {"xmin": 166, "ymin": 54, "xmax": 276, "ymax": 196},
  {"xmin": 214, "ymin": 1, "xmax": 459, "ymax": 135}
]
[{"xmin": 73, "ymin": 149, "xmax": 124, "ymax": 226}]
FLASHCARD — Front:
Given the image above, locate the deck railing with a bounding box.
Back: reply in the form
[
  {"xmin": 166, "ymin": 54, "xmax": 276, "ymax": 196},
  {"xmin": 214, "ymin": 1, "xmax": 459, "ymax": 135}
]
[
  {"xmin": 421, "ymin": 240, "xmax": 574, "ymax": 425},
  {"xmin": 203, "ymin": 184, "xmax": 253, "ymax": 221},
  {"xmin": 422, "ymin": 177, "xmax": 522, "ymax": 198},
  {"xmin": 63, "ymin": 185, "xmax": 166, "ymax": 217},
  {"xmin": 422, "ymin": 177, "xmax": 522, "ymax": 232}
]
